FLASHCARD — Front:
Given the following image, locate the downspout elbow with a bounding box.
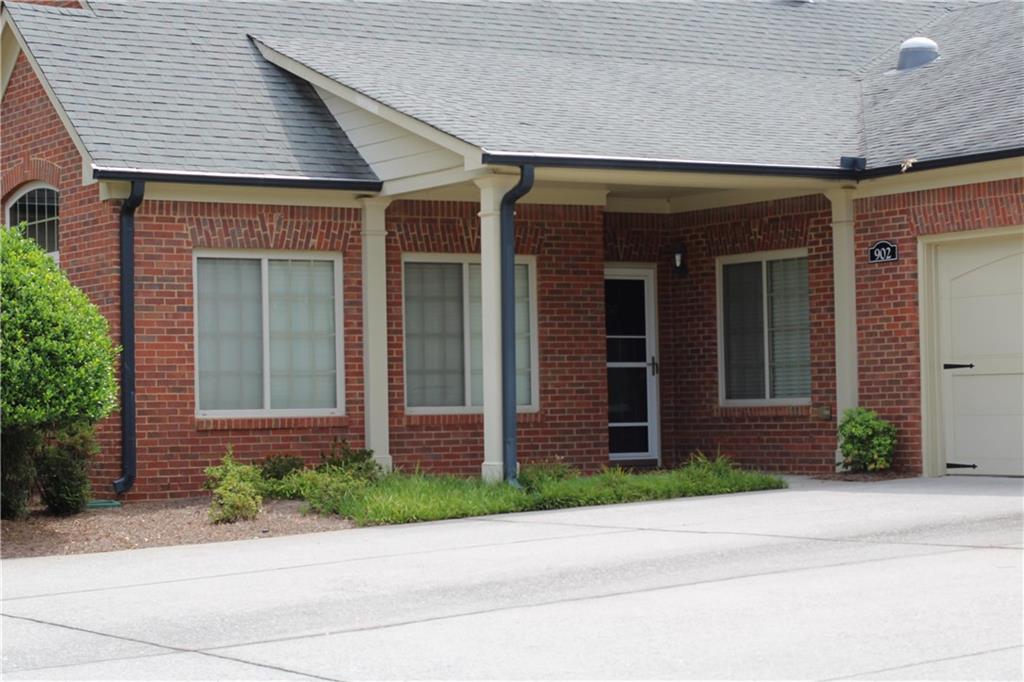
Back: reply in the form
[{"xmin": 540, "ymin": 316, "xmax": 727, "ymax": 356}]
[{"xmin": 113, "ymin": 179, "xmax": 145, "ymax": 495}]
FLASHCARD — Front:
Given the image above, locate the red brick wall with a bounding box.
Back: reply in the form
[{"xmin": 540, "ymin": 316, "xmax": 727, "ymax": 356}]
[
  {"xmin": 385, "ymin": 200, "xmax": 609, "ymax": 474},
  {"xmin": 124, "ymin": 201, "xmax": 365, "ymax": 498},
  {"xmin": 2, "ymin": 53, "xmax": 124, "ymax": 490},
  {"xmin": 606, "ymin": 195, "xmax": 839, "ymax": 474},
  {"xmin": 853, "ymin": 179, "xmax": 1024, "ymax": 473}
]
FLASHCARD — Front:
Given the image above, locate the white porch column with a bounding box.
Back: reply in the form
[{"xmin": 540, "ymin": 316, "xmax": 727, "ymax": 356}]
[
  {"xmin": 361, "ymin": 197, "xmax": 393, "ymax": 471},
  {"xmin": 474, "ymin": 175, "xmax": 520, "ymax": 481},
  {"xmin": 826, "ymin": 189, "xmax": 859, "ymax": 465}
]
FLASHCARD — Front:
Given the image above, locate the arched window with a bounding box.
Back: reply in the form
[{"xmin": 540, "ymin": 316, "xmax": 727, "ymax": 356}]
[{"xmin": 5, "ymin": 183, "xmax": 60, "ymax": 260}]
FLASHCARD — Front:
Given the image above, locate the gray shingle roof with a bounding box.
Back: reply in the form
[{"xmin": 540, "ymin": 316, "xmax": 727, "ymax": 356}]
[{"xmin": 5, "ymin": 0, "xmax": 1021, "ymax": 178}]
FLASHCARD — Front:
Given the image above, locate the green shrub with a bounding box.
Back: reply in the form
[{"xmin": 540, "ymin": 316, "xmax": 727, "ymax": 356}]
[
  {"xmin": 204, "ymin": 447, "xmax": 262, "ymax": 491},
  {"xmin": 260, "ymin": 467, "xmax": 363, "ymax": 501},
  {"xmin": 261, "ymin": 455, "xmax": 305, "ymax": 480},
  {"xmin": 34, "ymin": 425, "xmax": 97, "ymax": 516},
  {"xmin": 1, "ymin": 226, "xmax": 119, "ymax": 519},
  {"xmin": 1, "ymin": 427, "xmax": 40, "ymax": 520},
  {"xmin": 0, "ymin": 226, "xmax": 119, "ymax": 430},
  {"xmin": 205, "ymin": 448, "xmax": 263, "ymax": 523},
  {"xmin": 208, "ymin": 475, "xmax": 261, "ymax": 523},
  {"xmin": 317, "ymin": 439, "xmax": 380, "ymax": 482},
  {"xmin": 838, "ymin": 408, "xmax": 897, "ymax": 472},
  {"xmin": 204, "ymin": 446, "xmax": 264, "ymax": 520}
]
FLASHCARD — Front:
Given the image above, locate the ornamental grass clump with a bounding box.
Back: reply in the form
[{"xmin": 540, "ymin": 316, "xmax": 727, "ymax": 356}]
[{"xmin": 838, "ymin": 408, "xmax": 898, "ymax": 472}]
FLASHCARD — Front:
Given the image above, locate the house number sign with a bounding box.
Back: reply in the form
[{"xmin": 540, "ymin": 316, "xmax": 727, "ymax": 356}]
[{"xmin": 868, "ymin": 240, "xmax": 898, "ymax": 263}]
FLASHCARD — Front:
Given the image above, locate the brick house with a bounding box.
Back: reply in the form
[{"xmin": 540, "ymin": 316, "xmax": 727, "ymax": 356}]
[{"xmin": 2, "ymin": 0, "xmax": 1021, "ymax": 499}]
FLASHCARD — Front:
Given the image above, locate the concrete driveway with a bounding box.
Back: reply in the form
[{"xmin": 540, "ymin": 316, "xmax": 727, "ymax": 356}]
[{"xmin": 2, "ymin": 476, "xmax": 1021, "ymax": 681}]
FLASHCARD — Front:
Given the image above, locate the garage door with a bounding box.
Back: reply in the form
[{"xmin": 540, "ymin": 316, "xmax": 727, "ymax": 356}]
[{"xmin": 937, "ymin": 232, "xmax": 1024, "ymax": 476}]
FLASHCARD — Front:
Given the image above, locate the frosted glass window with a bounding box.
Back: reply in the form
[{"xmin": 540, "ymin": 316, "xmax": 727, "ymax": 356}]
[
  {"xmin": 404, "ymin": 259, "xmax": 536, "ymax": 410},
  {"xmin": 720, "ymin": 254, "xmax": 810, "ymax": 401},
  {"xmin": 269, "ymin": 260, "xmax": 337, "ymax": 409},
  {"xmin": 468, "ymin": 264, "xmax": 532, "ymax": 406},
  {"xmin": 404, "ymin": 263, "xmax": 465, "ymax": 407},
  {"xmin": 196, "ymin": 258, "xmax": 263, "ymax": 410},
  {"xmin": 195, "ymin": 254, "xmax": 342, "ymax": 414}
]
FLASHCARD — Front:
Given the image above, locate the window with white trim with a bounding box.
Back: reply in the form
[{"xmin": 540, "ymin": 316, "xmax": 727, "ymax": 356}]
[
  {"xmin": 403, "ymin": 256, "xmax": 538, "ymax": 412},
  {"xmin": 194, "ymin": 252, "xmax": 343, "ymax": 416},
  {"xmin": 5, "ymin": 183, "xmax": 59, "ymax": 261},
  {"xmin": 718, "ymin": 250, "xmax": 810, "ymax": 404}
]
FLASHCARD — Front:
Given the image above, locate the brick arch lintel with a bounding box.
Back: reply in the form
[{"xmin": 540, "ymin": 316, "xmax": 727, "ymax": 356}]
[{"xmin": 1, "ymin": 157, "xmax": 63, "ymax": 204}]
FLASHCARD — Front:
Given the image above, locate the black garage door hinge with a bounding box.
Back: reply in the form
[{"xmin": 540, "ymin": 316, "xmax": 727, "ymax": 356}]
[{"xmin": 942, "ymin": 363, "xmax": 975, "ymax": 370}]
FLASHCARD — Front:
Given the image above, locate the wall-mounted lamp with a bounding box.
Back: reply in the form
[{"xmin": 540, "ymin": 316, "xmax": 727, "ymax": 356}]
[{"xmin": 672, "ymin": 242, "xmax": 687, "ymax": 276}]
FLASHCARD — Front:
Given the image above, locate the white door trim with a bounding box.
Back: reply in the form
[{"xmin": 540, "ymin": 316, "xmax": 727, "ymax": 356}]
[
  {"xmin": 918, "ymin": 224, "xmax": 1024, "ymax": 477},
  {"xmin": 604, "ymin": 264, "xmax": 661, "ymax": 464}
]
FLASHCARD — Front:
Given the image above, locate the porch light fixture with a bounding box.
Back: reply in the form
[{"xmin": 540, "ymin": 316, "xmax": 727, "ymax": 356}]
[{"xmin": 673, "ymin": 242, "xmax": 688, "ymax": 276}]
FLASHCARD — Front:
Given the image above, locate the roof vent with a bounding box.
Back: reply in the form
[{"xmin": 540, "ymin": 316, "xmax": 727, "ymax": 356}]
[{"xmin": 897, "ymin": 37, "xmax": 939, "ymax": 70}]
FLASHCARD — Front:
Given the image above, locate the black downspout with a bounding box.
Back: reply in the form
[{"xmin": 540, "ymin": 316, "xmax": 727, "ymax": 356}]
[
  {"xmin": 499, "ymin": 166, "xmax": 535, "ymax": 484},
  {"xmin": 113, "ymin": 180, "xmax": 145, "ymax": 494}
]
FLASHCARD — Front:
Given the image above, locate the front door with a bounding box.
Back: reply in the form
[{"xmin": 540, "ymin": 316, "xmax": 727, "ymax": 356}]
[
  {"xmin": 605, "ymin": 267, "xmax": 660, "ymax": 463},
  {"xmin": 936, "ymin": 232, "xmax": 1024, "ymax": 476}
]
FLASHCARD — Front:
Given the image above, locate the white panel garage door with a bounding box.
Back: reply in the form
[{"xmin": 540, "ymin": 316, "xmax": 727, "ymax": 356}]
[{"xmin": 937, "ymin": 232, "xmax": 1024, "ymax": 476}]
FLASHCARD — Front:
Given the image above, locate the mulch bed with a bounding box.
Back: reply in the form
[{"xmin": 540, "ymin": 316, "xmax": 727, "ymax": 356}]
[
  {"xmin": 812, "ymin": 470, "xmax": 918, "ymax": 482},
  {"xmin": 0, "ymin": 497, "xmax": 352, "ymax": 559}
]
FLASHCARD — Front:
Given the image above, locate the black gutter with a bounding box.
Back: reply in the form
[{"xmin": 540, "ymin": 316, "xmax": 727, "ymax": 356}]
[
  {"xmin": 500, "ymin": 165, "xmax": 535, "ymax": 485},
  {"xmin": 482, "ymin": 148, "xmax": 1024, "ymax": 181},
  {"xmin": 113, "ymin": 180, "xmax": 145, "ymax": 495},
  {"xmin": 92, "ymin": 168, "xmax": 382, "ymax": 192},
  {"xmin": 480, "ymin": 153, "xmax": 853, "ymax": 179}
]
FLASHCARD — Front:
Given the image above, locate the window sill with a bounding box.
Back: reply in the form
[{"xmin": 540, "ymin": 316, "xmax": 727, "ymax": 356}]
[{"xmin": 196, "ymin": 415, "xmax": 350, "ymax": 431}]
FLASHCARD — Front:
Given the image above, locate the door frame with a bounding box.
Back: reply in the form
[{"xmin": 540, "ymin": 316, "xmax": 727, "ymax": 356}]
[
  {"xmin": 604, "ymin": 263, "xmax": 661, "ymax": 465},
  {"xmin": 917, "ymin": 224, "xmax": 1024, "ymax": 477}
]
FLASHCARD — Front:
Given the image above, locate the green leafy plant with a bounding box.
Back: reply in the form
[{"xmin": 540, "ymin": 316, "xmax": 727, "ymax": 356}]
[
  {"xmin": 205, "ymin": 449, "xmax": 262, "ymax": 523},
  {"xmin": 35, "ymin": 425, "xmax": 97, "ymax": 516},
  {"xmin": 260, "ymin": 455, "xmax": 305, "ymax": 480},
  {"xmin": 1, "ymin": 226, "xmax": 119, "ymax": 519},
  {"xmin": 317, "ymin": 439, "xmax": 380, "ymax": 482},
  {"xmin": 838, "ymin": 408, "xmax": 897, "ymax": 472}
]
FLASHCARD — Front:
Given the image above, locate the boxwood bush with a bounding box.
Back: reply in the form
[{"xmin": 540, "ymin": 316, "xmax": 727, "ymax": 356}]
[
  {"xmin": 838, "ymin": 408, "xmax": 897, "ymax": 472},
  {"xmin": 1, "ymin": 226, "xmax": 119, "ymax": 518}
]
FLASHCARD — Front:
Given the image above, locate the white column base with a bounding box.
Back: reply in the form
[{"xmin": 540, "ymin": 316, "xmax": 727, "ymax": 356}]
[{"xmin": 481, "ymin": 461, "xmax": 503, "ymax": 482}]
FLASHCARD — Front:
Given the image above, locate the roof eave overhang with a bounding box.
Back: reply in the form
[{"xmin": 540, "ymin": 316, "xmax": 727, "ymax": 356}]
[
  {"xmin": 91, "ymin": 167, "xmax": 383, "ymax": 192},
  {"xmin": 481, "ymin": 151, "xmax": 855, "ymax": 180}
]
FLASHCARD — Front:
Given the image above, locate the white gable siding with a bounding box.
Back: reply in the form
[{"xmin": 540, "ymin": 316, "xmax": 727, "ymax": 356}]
[{"xmin": 316, "ymin": 87, "xmax": 463, "ymax": 182}]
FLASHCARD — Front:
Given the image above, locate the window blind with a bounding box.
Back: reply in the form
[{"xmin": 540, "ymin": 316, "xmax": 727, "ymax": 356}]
[
  {"xmin": 767, "ymin": 257, "xmax": 810, "ymax": 398},
  {"xmin": 722, "ymin": 261, "xmax": 765, "ymax": 399}
]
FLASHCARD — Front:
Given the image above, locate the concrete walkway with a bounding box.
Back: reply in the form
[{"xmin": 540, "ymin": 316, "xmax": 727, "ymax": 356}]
[{"xmin": 2, "ymin": 476, "xmax": 1021, "ymax": 680}]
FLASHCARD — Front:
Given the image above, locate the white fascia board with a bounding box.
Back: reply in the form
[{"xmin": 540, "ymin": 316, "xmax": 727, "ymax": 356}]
[
  {"xmin": 1, "ymin": 9, "xmax": 96, "ymax": 186},
  {"xmin": 851, "ymin": 157, "xmax": 1024, "ymax": 199},
  {"xmin": 251, "ymin": 37, "xmax": 484, "ymax": 171}
]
